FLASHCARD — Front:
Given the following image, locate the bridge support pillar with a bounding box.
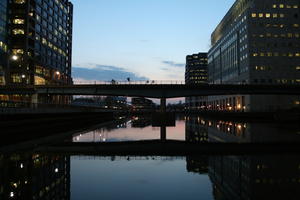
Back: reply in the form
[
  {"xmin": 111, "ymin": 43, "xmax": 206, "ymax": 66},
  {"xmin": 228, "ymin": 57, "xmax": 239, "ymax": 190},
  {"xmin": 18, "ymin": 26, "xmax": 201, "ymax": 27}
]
[
  {"xmin": 160, "ymin": 126, "xmax": 166, "ymax": 142},
  {"xmin": 160, "ymin": 98, "xmax": 166, "ymax": 113}
]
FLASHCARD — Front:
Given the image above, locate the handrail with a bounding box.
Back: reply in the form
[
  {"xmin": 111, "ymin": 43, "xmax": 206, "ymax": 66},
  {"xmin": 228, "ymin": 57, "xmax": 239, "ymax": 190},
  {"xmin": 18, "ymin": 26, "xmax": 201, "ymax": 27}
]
[{"xmin": 73, "ymin": 80, "xmax": 186, "ymax": 85}]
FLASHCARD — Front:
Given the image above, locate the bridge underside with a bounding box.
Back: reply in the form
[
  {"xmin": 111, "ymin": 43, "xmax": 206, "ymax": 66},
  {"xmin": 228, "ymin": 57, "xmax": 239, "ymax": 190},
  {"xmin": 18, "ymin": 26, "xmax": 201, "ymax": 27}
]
[{"xmin": 34, "ymin": 140, "xmax": 300, "ymax": 156}]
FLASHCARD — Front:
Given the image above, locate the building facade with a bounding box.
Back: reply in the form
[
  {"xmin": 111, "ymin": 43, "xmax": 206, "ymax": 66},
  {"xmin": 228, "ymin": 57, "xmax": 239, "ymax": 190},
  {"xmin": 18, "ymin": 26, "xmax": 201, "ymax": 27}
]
[
  {"xmin": 0, "ymin": 0, "xmax": 73, "ymax": 103},
  {"xmin": 131, "ymin": 97, "xmax": 155, "ymax": 112},
  {"xmin": 0, "ymin": 0, "xmax": 8, "ymax": 87},
  {"xmin": 208, "ymin": 0, "xmax": 300, "ymax": 112},
  {"xmin": 185, "ymin": 53, "xmax": 208, "ymax": 110}
]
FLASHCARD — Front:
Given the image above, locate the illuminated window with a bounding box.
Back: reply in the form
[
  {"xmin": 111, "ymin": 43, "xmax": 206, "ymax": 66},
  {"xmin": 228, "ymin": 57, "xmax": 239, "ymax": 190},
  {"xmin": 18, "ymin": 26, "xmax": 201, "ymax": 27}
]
[
  {"xmin": 296, "ymin": 53, "xmax": 300, "ymax": 57},
  {"xmin": 279, "ymin": 4, "xmax": 284, "ymax": 8},
  {"xmin": 42, "ymin": 38, "xmax": 47, "ymax": 45},
  {"xmin": 13, "ymin": 19, "xmax": 25, "ymax": 24},
  {"xmin": 288, "ymin": 53, "xmax": 294, "ymax": 57},
  {"xmin": 266, "ymin": 13, "xmax": 271, "ymax": 18},
  {"xmin": 12, "ymin": 49, "xmax": 24, "ymax": 55},
  {"xmin": 253, "ymin": 53, "xmax": 258, "ymax": 57},
  {"xmin": 259, "ymin": 13, "xmax": 264, "ymax": 18},
  {"xmin": 0, "ymin": 76, "xmax": 5, "ymax": 85},
  {"xmin": 293, "ymin": 24, "xmax": 299, "ymax": 27},
  {"xmin": 11, "ymin": 74, "xmax": 22, "ymax": 83},
  {"xmin": 273, "ymin": 13, "xmax": 278, "ymax": 18},
  {"xmin": 14, "ymin": 0, "xmax": 26, "ymax": 4},
  {"xmin": 293, "ymin": 5, "xmax": 299, "ymax": 9},
  {"xmin": 251, "ymin": 13, "xmax": 257, "ymax": 18},
  {"xmin": 296, "ymin": 66, "xmax": 300, "ymax": 70},
  {"xmin": 295, "ymin": 34, "xmax": 300, "ymax": 38},
  {"xmin": 260, "ymin": 53, "xmax": 265, "ymax": 57},
  {"xmin": 12, "ymin": 29, "xmax": 24, "ymax": 35},
  {"xmin": 34, "ymin": 76, "xmax": 46, "ymax": 85},
  {"xmin": 273, "ymin": 4, "xmax": 277, "ymax": 8},
  {"xmin": 280, "ymin": 14, "xmax": 285, "ymax": 18}
]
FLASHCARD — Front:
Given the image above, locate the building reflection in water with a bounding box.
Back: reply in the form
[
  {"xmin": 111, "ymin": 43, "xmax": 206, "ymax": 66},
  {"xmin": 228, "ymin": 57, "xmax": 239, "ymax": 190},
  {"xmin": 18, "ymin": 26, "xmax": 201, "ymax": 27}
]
[
  {"xmin": 186, "ymin": 115, "xmax": 300, "ymax": 200},
  {"xmin": 0, "ymin": 154, "xmax": 70, "ymax": 200},
  {"xmin": 185, "ymin": 115, "xmax": 300, "ymax": 143},
  {"xmin": 209, "ymin": 155, "xmax": 300, "ymax": 200}
]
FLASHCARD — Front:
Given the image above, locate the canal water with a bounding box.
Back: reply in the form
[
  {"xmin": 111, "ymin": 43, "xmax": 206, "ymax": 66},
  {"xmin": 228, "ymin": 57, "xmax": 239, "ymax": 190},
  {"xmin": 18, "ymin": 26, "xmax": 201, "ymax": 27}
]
[{"xmin": 1, "ymin": 115, "xmax": 300, "ymax": 199}]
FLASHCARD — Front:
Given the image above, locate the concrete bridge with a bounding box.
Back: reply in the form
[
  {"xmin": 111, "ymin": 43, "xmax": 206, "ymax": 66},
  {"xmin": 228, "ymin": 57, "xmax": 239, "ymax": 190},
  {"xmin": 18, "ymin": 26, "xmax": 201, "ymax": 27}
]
[{"xmin": 1, "ymin": 84, "xmax": 300, "ymax": 98}]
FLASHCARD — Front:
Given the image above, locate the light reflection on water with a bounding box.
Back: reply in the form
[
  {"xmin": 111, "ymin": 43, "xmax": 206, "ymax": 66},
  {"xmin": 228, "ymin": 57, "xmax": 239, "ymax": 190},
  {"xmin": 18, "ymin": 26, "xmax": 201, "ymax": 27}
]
[
  {"xmin": 72, "ymin": 117, "xmax": 186, "ymax": 142},
  {"xmin": 72, "ymin": 115, "xmax": 300, "ymax": 143}
]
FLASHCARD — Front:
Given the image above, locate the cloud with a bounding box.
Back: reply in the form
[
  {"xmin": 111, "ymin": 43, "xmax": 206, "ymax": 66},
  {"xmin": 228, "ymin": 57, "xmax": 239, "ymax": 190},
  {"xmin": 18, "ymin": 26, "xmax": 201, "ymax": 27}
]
[
  {"xmin": 162, "ymin": 60, "xmax": 185, "ymax": 68},
  {"xmin": 72, "ymin": 64, "xmax": 148, "ymax": 82}
]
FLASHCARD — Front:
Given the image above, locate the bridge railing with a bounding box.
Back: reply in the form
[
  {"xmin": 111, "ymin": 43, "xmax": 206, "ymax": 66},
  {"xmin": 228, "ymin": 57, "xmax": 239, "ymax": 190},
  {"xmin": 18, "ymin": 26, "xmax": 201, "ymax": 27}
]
[{"xmin": 73, "ymin": 80, "xmax": 186, "ymax": 85}]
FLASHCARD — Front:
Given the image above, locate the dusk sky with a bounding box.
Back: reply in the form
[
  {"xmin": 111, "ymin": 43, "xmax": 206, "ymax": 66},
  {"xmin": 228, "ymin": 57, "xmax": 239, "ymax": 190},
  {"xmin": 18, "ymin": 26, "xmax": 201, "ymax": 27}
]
[{"xmin": 71, "ymin": 0, "xmax": 235, "ymax": 82}]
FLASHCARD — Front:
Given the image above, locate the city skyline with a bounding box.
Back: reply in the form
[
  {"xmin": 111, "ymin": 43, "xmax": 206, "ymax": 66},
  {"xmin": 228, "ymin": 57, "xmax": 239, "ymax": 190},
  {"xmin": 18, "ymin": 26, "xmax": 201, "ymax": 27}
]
[{"xmin": 71, "ymin": 0, "xmax": 235, "ymax": 82}]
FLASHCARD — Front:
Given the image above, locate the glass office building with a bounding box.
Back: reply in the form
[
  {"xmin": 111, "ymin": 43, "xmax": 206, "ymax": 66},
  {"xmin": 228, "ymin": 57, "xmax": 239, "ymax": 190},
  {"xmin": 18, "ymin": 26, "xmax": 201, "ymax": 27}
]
[
  {"xmin": 207, "ymin": 0, "xmax": 300, "ymax": 112},
  {"xmin": 0, "ymin": 0, "xmax": 73, "ymax": 102},
  {"xmin": 185, "ymin": 53, "xmax": 208, "ymax": 110}
]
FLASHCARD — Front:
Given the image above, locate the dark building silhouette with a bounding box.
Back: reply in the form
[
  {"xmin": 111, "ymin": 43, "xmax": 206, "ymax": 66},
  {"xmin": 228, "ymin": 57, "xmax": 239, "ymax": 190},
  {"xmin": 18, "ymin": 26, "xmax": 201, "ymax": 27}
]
[
  {"xmin": 207, "ymin": 0, "xmax": 300, "ymax": 112},
  {"xmin": 0, "ymin": 153, "xmax": 70, "ymax": 199},
  {"xmin": 185, "ymin": 53, "xmax": 208, "ymax": 110},
  {"xmin": 0, "ymin": 0, "xmax": 73, "ymax": 103}
]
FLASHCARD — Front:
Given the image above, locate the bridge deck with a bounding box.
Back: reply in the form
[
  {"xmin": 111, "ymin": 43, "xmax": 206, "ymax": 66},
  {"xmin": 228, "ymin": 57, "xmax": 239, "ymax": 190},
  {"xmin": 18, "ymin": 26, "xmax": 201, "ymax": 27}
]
[{"xmin": 1, "ymin": 84, "xmax": 300, "ymax": 98}]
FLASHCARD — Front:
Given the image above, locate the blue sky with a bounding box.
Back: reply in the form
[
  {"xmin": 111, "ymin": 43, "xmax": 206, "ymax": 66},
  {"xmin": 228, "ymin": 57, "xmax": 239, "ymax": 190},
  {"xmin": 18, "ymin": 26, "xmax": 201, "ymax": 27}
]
[{"xmin": 71, "ymin": 0, "xmax": 235, "ymax": 82}]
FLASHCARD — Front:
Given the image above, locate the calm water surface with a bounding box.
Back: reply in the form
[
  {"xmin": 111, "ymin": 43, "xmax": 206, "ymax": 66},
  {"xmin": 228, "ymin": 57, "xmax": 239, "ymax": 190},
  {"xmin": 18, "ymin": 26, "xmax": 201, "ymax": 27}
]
[{"xmin": 1, "ymin": 115, "xmax": 300, "ymax": 199}]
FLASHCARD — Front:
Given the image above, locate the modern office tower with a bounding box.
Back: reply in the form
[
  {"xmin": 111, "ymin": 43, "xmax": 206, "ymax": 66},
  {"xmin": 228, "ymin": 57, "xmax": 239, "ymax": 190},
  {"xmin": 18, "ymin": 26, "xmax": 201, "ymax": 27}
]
[
  {"xmin": 185, "ymin": 53, "xmax": 208, "ymax": 110},
  {"xmin": 0, "ymin": 0, "xmax": 8, "ymax": 87},
  {"xmin": 207, "ymin": 0, "xmax": 300, "ymax": 112},
  {"xmin": 1, "ymin": 0, "xmax": 73, "ymax": 102}
]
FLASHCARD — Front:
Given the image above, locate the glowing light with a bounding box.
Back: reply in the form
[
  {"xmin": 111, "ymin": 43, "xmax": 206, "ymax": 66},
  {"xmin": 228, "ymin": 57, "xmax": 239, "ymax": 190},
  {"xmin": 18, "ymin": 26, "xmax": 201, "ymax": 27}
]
[
  {"xmin": 21, "ymin": 74, "xmax": 26, "ymax": 78},
  {"xmin": 55, "ymin": 168, "xmax": 58, "ymax": 173},
  {"xmin": 55, "ymin": 71, "xmax": 60, "ymax": 75},
  {"xmin": 20, "ymin": 163, "xmax": 23, "ymax": 168},
  {"xmin": 11, "ymin": 55, "xmax": 18, "ymax": 60},
  {"xmin": 10, "ymin": 192, "xmax": 14, "ymax": 198},
  {"xmin": 237, "ymin": 125, "xmax": 242, "ymax": 130}
]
